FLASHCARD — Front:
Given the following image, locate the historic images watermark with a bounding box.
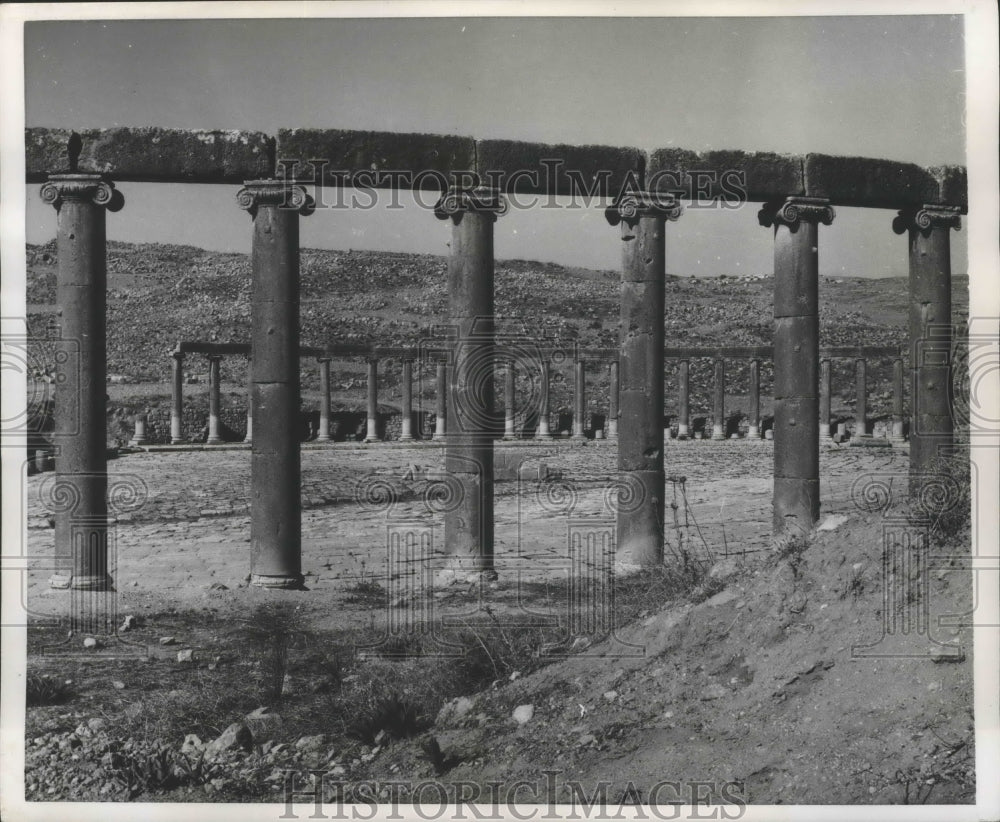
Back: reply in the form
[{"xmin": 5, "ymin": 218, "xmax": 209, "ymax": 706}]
[
  {"xmin": 280, "ymin": 771, "xmax": 747, "ymax": 819},
  {"xmin": 271, "ymin": 160, "xmax": 749, "ymax": 213}
]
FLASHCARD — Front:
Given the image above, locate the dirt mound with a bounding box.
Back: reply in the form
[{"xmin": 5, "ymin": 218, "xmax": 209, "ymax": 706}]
[{"xmin": 363, "ymin": 511, "xmax": 974, "ymax": 805}]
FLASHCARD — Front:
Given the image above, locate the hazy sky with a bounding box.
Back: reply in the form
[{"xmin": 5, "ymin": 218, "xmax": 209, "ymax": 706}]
[{"xmin": 23, "ymin": 15, "xmax": 968, "ymax": 276}]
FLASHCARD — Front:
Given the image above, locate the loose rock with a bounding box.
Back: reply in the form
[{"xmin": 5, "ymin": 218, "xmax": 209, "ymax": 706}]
[{"xmin": 512, "ymin": 704, "xmax": 534, "ymax": 725}]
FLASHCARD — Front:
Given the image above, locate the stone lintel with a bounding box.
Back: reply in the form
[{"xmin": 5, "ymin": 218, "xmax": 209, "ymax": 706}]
[
  {"xmin": 804, "ymin": 153, "xmax": 955, "ymax": 210},
  {"xmin": 648, "ymin": 148, "xmax": 804, "ymax": 204},
  {"xmin": 475, "ymin": 139, "xmax": 644, "ymax": 198},
  {"xmin": 27, "ymin": 127, "xmax": 272, "ymax": 183},
  {"xmin": 276, "ymin": 128, "xmax": 476, "ymax": 189},
  {"xmin": 26, "ymin": 126, "xmax": 967, "ymax": 209}
]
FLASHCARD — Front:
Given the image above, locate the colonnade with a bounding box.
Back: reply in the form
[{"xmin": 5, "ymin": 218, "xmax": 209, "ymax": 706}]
[{"xmin": 35, "ymin": 136, "xmax": 962, "ymax": 593}]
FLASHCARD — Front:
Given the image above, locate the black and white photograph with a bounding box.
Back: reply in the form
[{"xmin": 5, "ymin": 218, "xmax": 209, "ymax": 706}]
[{"xmin": 1, "ymin": 2, "xmax": 998, "ymax": 819}]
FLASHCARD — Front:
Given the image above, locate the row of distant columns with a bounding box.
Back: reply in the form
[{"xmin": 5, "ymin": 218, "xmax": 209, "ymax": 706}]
[
  {"xmin": 170, "ymin": 348, "xmax": 640, "ymax": 444},
  {"xmin": 41, "ymin": 167, "xmax": 961, "ymax": 592}
]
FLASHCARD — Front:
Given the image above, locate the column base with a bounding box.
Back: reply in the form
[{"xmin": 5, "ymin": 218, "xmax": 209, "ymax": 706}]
[
  {"xmin": 502, "ymin": 433, "xmax": 519, "ymax": 441},
  {"xmin": 171, "ymin": 438, "xmax": 187, "ymax": 445},
  {"xmin": 364, "ymin": 436, "xmax": 381, "ymax": 444},
  {"xmin": 747, "ymin": 425, "xmax": 760, "ymax": 439},
  {"xmin": 207, "ymin": 437, "xmax": 223, "ymax": 445},
  {"xmin": 48, "ymin": 573, "xmax": 73, "ymax": 589},
  {"xmin": 128, "ymin": 438, "xmax": 149, "ymax": 447},
  {"xmin": 607, "ymin": 422, "xmax": 618, "ymax": 440},
  {"xmin": 398, "ymin": 435, "xmax": 415, "ymax": 443},
  {"xmin": 571, "ymin": 426, "xmax": 586, "ymax": 441},
  {"xmin": 819, "ymin": 424, "xmax": 832, "ymax": 440},
  {"xmin": 250, "ymin": 573, "xmax": 305, "ymax": 590},
  {"xmin": 315, "ymin": 435, "xmax": 331, "ymax": 442},
  {"xmin": 710, "ymin": 425, "xmax": 725, "ymax": 440},
  {"xmin": 432, "ymin": 433, "xmax": 447, "ymax": 442},
  {"xmin": 71, "ymin": 574, "xmax": 113, "ymax": 591},
  {"xmin": 676, "ymin": 424, "xmax": 689, "ymax": 440}
]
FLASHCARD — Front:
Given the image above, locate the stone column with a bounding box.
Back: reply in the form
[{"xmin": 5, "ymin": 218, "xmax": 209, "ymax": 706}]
[
  {"xmin": 759, "ymin": 197, "xmax": 834, "ymax": 536},
  {"xmin": 206, "ymin": 355, "xmax": 223, "ymax": 444},
  {"xmin": 677, "ymin": 359, "xmax": 690, "ymax": 439},
  {"xmin": 129, "ymin": 413, "xmax": 148, "ymax": 447},
  {"xmin": 503, "ymin": 358, "xmax": 517, "ymax": 440},
  {"xmin": 237, "ymin": 179, "xmax": 312, "ymax": 589},
  {"xmin": 606, "ymin": 191, "xmax": 681, "ymax": 568},
  {"xmin": 171, "ymin": 349, "xmax": 185, "ymax": 444},
  {"xmin": 243, "ymin": 356, "xmax": 253, "ymax": 443},
  {"xmin": 435, "ymin": 187, "xmax": 506, "ymax": 575},
  {"xmin": 433, "ymin": 360, "xmax": 447, "ymax": 441},
  {"xmin": 607, "ymin": 360, "xmax": 620, "ymax": 440},
  {"xmin": 364, "ymin": 358, "xmax": 380, "ymax": 443},
  {"xmin": 748, "ymin": 358, "xmax": 761, "ymax": 439},
  {"xmin": 891, "ymin": 356, "xmax": 906, "ymax": 441},
  {"xmin": 855, "ymin": 357, "xmax": 868, "ymax": 437},
  {"xmin": 711, "ymin": 357, "xmax": 726, "ymax": 440},
  {"xmin": 893, "ymin": 205, "xmax": 960, "ymax": 491},
  {"xmin": 819, "ymin": 357, "xmax": 832, "ymax": 440},
  {"xmin": 572, "ymin": 359, "xmax": 587, "ymax": 440},
  {"xmin": 399, "ymin": 358, "xmax": 415, "ymax": 441},
  {"xmin": 536, "ymin": 359, "xmax": 552, "ymax": 439},
  {"xmin": 316, "ymin": 357, "xmax": 332, "ymax": 441},
  {"xmin": 40, "ymin": 174, "xmax": 123, "ymax": 595}
]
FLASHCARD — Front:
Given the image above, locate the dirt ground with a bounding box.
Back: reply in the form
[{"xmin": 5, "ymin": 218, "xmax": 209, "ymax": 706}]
[{"xmin": 18, "ymin": 437, "xmax": 977, "ymax": 807}]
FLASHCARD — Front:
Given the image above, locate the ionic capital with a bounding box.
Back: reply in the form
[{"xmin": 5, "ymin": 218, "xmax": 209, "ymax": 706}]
[
  {"xmin": 758, "ymin": 197, "xmax": 834, "ymax": 230},
  {"xmin": 236, "ymin": 180, "xmax": 314, "ymax": 217},
  {"xmin": 434, "ymin": 187, "xmax": 507, "ymax": 223},
  {"xmin": 605, "ymin": 190, "xmax": 682, "ymax": 226},
  {"xmin": 892, "ymin": 204, "xmax": 962, "ymax": 236},
  {"xmin": 40, "ymin": 174, "xmax": 124, "ymax": 212}
]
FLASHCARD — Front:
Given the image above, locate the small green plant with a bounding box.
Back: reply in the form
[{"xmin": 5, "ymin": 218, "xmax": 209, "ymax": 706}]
[
  {"xmin": 344, "ymin": 559, "xmax": 388, "ymax": 606},
  {"xmin": 240, "ymin": 602, "xmax": 300, "ymax": 702},
  {"xmin": 346, "ymin": 692, "xmax": 425, "ymax": 744},
  {"xmin": 26, "ymin": 672, "xmax": 73, "ymax": 707}
]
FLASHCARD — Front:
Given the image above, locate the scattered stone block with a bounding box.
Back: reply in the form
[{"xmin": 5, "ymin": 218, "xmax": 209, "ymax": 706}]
[
  {"xmin": 436, "ymin": 696, "xmax": 475, "ymax": 726},
  {"xmin": 204, "ymin": 722, "xmax": 253, "ymax": 760},
  {"xmin": 295, "ymin": 734, "xmax": 328, "ymax": 752},
  {"xmin": 181, "ymin": 734, "xmax": 205, "ymax": 756},
  {"xmin": 512, "ymin": 704, "xmax": 534, "ymax": 725},
  {"xmin": 701, "ymin": 682, "xmax": 729, "ymax": 700},
  {"xmin": 817, "ymin": 514, "xmax": 850, "ymax": 532}
]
